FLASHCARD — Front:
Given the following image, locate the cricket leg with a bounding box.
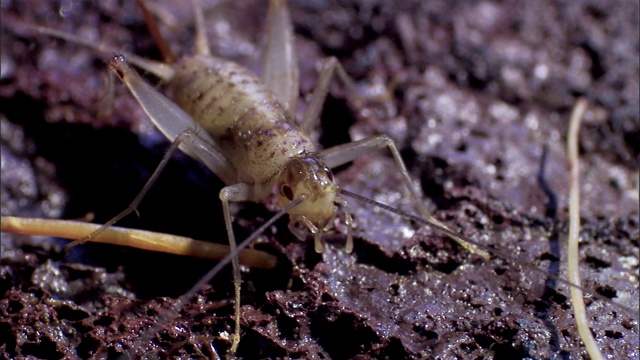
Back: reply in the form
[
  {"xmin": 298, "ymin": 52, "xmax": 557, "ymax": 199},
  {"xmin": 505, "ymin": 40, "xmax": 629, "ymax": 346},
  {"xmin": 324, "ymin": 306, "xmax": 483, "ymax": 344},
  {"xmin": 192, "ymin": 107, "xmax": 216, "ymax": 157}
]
[
  {"xmin": 67, "ymin": 57, "xmax": 237, "ymax": 249},
  {"xmin": 66, "ymin": 128, "xmax": 235, "ymax": 250},
  {"xmin": 321, "ymin": 135, "xmax": 491, "ymax": 259},
  {"xmin": 261, "ymin": 0, "xmax": 299, "ymax": 114},
  {"xmin": 299, "ymin": 57, "xmax": 360, "ymax": 134},
  {"xmin": 218, "ymin": 183, "xmax": 261, "ymax": 354}
]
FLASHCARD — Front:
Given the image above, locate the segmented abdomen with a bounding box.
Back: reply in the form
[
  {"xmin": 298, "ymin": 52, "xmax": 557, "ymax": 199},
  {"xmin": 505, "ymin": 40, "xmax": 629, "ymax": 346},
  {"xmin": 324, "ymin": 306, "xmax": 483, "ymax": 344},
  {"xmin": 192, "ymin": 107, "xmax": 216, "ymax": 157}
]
[{"xmin": 169, "ymin": 55, "xmax": 313, "ymax": 185}]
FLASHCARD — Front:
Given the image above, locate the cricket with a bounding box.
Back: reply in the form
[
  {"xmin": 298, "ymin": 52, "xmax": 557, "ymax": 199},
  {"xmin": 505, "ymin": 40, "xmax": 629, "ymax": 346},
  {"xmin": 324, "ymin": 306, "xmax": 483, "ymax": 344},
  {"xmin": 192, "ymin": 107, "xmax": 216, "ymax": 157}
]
[{"xmin": 1, "ymin": 0, "xmax": 638, "ymax": 359}]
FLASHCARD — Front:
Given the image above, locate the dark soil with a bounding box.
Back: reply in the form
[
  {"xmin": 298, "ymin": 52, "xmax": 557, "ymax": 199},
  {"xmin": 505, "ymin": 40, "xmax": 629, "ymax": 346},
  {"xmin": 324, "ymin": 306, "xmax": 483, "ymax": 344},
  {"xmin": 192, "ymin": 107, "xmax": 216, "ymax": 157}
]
[{"xmin": 1, "ymin": 1, "xmax": 638, "ymax": 359}]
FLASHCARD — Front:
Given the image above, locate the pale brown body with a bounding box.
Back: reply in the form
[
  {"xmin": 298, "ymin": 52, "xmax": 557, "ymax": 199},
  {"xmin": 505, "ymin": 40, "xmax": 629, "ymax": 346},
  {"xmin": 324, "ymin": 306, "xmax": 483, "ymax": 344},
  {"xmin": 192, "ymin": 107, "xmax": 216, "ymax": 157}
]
[{"xmin": 170, "ymin": 55, "xmax": 313, "ymax": 191}]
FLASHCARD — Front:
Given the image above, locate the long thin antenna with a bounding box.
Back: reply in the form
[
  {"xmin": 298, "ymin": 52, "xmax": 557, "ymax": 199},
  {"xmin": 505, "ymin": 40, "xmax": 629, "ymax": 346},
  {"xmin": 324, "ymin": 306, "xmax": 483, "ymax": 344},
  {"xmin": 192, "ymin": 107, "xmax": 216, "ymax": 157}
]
[
  {"xmin": 13, "ymin": 21, "xmax": 174, "ymax": 81},
  {"xmin": 339, "ymin": 188, "xmax": 638, "ymax": 317}
]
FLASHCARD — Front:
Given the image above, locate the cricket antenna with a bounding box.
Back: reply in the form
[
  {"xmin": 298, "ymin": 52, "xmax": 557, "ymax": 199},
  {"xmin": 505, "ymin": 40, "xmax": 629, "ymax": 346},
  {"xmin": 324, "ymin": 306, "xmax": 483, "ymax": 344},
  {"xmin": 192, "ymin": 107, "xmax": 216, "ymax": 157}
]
[{"xmin": 339, "ymin": 188, "xmax": 639, "ymax": 318}]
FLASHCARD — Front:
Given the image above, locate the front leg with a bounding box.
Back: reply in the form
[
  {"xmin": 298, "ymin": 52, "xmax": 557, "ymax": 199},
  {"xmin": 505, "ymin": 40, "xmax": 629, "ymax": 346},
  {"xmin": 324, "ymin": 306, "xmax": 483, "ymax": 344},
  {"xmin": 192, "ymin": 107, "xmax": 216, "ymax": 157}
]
[{"xmin": 218, "ymin": 182, "xmax": 258, "ymax": 354}]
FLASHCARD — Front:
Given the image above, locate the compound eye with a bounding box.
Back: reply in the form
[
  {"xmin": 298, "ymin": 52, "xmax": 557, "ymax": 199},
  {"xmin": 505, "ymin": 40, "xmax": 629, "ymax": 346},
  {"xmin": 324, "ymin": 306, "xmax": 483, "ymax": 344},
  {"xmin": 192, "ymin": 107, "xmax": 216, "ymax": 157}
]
[
  {"xmin": 325, "ymin": 168, "xmax": 334, "ymax": 182},
  {"xmin": 281, "ymin": 185, "xmax": 294, "ymax": 201}
]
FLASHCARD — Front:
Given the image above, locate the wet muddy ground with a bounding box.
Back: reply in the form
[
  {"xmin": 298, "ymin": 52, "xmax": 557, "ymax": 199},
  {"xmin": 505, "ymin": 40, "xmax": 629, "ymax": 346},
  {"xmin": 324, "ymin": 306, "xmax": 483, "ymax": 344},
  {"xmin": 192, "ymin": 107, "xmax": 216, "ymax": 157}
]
[{"xmin": 1, "ymin": 0, "xmax": 638, "ymax": 359}]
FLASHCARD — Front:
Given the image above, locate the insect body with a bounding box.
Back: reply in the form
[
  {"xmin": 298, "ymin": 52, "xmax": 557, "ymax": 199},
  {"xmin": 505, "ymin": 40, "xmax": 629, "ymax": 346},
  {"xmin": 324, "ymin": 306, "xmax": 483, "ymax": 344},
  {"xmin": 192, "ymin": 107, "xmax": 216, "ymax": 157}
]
[{"xmin": 158, "ymin": 53, "xmax": 346, "ymax": 252}]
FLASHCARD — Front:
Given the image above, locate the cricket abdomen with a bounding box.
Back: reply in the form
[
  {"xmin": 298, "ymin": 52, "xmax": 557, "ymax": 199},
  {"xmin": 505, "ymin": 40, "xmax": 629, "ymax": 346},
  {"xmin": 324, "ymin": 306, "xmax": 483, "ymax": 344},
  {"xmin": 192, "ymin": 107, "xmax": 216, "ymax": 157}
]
[{"xmin": 169, "ymin": 55, "xmax": 314, "ymax": 185}]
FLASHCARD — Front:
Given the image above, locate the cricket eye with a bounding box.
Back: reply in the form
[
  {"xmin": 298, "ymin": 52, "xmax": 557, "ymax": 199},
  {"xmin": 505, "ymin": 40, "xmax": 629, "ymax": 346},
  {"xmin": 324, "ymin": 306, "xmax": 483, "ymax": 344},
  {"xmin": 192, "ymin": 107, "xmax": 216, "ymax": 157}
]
[
  {"xmin": 281, "ymin": 185, "xmax": 294, "ymax": 201},
  {"xmin": 326, "ymin": 170, "xmax": 334, "ymax": 182}
]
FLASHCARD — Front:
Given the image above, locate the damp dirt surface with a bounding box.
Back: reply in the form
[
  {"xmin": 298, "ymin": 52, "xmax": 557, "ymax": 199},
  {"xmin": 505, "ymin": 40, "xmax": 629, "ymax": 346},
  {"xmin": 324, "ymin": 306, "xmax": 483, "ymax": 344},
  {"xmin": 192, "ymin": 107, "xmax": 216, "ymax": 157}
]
[{"xmin": 1, "ymin": 1, "xmax": 638, "ymax": 359}]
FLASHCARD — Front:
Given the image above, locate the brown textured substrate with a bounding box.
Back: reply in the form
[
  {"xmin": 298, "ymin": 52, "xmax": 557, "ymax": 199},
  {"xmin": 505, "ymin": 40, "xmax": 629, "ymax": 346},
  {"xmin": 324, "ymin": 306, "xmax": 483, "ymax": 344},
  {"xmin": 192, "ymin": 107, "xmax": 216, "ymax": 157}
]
[{"xmin": 1, "ymin": 1, "xmax": 638, "ymax": 359}]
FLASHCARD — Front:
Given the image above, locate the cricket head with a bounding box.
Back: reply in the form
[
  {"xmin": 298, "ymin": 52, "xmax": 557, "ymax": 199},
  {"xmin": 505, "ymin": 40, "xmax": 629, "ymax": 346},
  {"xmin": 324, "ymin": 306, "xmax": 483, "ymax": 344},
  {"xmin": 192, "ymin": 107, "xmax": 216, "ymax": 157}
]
[{"xmin": 276, "ymin": 153, "xmax": 353, "ymax": 253}]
